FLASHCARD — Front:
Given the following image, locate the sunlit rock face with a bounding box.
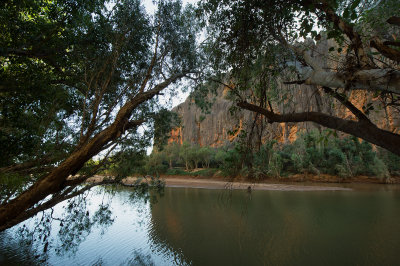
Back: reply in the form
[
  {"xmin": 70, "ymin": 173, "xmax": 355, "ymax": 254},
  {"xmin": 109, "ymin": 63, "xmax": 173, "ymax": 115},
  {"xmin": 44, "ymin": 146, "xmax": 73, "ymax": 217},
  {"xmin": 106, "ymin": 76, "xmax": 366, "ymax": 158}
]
[
  {"xmin": 169, "ymin": 87, "xmax": 244, "ymax": 147},
  {"xmin": 168, "ymin": 39, "xmax": 399, "ymax": 147}
]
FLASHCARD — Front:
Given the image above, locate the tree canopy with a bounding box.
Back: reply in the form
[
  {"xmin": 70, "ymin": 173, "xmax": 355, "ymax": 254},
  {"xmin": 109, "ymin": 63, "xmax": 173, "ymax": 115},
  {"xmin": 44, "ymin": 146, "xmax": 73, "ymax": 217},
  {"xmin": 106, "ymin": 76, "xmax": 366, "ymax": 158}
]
[
  {"xmin": 201, "ymin": 0, "xmax": 400, "ymax": 156},
  {"xmin": 0, "ymin": 0, "xmax": 201, "ymax": 231}
]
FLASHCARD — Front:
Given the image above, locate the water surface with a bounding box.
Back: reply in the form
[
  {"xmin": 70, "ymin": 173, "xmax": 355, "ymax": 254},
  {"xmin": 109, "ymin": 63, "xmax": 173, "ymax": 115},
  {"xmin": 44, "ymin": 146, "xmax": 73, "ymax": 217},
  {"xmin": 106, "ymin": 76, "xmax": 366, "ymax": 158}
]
[{"xmin": 1, "ymin": 185, "xmax": 400, "ymax": 265}]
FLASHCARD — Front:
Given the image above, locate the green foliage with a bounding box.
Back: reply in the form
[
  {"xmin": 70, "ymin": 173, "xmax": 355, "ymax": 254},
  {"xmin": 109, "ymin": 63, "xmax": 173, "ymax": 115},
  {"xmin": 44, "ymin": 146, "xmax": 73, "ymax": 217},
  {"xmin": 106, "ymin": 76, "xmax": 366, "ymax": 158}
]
[
  {"xmin": 197, "ymin": 146, "xmax": 215, "ymax": 168},
  {"xmin": 276, "ymin": 130, "xmax": 392, "ymax": 179},
  {"xmin": 164, "ymin": 142, "xmax": 181, "ymax": 168},
  {"xmin": 165, "ymin": 168, "xmax": 217, "ymax": 177},
  {"xmin": 144, "ymin": 151, "xmax": 168, "ymax": 176},
  {"xmin": 115, "ymin": 130, "xmax": 399, "ymax": 180},
  {"xmin": 0, "ymin": 0, "xmax": 202, "ymax": 206},
  {"xmin": 106, "ymin": 150, "xmax": 148, "ymax": 178},
  {"xmin": 0, "ymin": 0, "xmax": 152, "ymax": 167},
  {"xmin": 179, "ymin": 141, "xmax": 193, "ymax": 170},
  {"xmin": 153, "ymin": 109, "xmax": 181, "ymax": 151},
  {"xmin": 0, "ymin": 172, "xmax": 28, "ymax": 204},
  {"xmin": 216, "ymin": 147, "xmax": 243, "ymax": 177},
  {"xmin": 190, "ymin": 168, "xmax": 217, "ymax": 177},
  {"xmin": 377, "ymin": 148, "xmax": 400, "ymax": 176},
  {"xmin": 254, "ymin": 141, "xmax": 283, "ymax": 178},
  {"xmin": 165, "ymin": 168, "xmax": 188, "ymax": 175},
  {"xmin": 359, "ymin": 0, "xmax": 400, "ymax": 37}
]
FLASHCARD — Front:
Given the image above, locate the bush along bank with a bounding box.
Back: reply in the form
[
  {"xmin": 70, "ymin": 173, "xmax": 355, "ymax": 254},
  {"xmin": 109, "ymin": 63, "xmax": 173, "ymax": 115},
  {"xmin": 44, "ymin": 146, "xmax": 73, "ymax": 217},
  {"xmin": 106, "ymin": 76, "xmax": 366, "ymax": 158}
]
[{"xmin": 105, "ymin": 130, "xmax": 400, "ymax": 181}]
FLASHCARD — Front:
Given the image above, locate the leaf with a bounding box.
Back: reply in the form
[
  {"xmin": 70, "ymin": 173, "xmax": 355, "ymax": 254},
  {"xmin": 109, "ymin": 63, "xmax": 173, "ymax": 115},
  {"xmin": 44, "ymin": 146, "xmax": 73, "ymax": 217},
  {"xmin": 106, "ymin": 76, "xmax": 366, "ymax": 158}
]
[
  {"xmin": 311, "ymin": 30, "xmax": 317, "ymax": 37},
  {"xmin": 343, "ymin": 8, "xmax": 350, "ymax": 19},
  {"xmin": 351, "ymin": 0, "xmax": 361, "ymax": 10},
  {"xmin": 329, "ymin": 47, "xmax": 335, "ymax": 51}
]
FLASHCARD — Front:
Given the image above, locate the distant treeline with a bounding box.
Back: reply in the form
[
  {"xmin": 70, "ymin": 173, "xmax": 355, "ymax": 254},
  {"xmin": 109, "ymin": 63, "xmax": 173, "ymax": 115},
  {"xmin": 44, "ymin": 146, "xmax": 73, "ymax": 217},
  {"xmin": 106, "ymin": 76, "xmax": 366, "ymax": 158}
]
[{"xmin": 106, "ymin": 130, "xmax": 400, "ymax": 179}]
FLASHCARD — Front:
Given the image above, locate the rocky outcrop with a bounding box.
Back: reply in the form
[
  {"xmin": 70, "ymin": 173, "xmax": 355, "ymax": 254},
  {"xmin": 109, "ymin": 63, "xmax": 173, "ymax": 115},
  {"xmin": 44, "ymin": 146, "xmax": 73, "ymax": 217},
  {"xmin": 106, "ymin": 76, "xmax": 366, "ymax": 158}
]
[
  {"xmin": 168, "ymin": 39, "xmax": 400, "ymax": 148},
  {"xmin": 168, "ymin": 85, "xmax": 399, "ymax": 147}
]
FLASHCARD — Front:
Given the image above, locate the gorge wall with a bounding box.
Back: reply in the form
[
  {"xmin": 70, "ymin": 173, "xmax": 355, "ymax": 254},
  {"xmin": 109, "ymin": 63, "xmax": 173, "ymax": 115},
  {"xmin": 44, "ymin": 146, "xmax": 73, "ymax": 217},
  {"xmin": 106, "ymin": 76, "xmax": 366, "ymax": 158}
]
[{"xmin": 167, "ymin": 40, "xmax": 400, "ymax": 148}]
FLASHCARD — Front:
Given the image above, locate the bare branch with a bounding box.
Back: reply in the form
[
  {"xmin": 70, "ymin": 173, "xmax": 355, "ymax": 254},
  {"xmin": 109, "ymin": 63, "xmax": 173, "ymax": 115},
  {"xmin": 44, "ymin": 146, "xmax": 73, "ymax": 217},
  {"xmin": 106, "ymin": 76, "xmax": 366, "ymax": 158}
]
[
  {"xmin": 283, "ymin": 80, "xmax": 306, "ymax": 85},
  {"xmin": 237, "ymin": 100, "xmax": 400, "ymax": 156},
  {"xmin": 383, "ymin": 41, "xmax": 400, "ymax": 47},
  {"xmin": 322, "ymin": 87, "xmax": 371, "ymax": 123},
  {"xmin": 370, "ymin": 37, "xmax": 400, "ymax": 63},
  {"xmin": 387, "ymin": 16, "xmax": 400, "ymax": 26},
  {"xmin": 139, "ymin": 24, "xmax": 161, "ymax": 93}
]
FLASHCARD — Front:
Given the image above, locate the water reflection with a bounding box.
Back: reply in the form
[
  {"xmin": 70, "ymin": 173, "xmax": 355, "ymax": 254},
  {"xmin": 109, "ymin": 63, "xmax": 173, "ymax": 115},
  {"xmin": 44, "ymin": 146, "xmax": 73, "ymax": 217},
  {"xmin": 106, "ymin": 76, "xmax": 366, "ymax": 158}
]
[
  {"xmin": 1, "ymin": 186, "xmax": 400, "ymax": 265},
  {"xmin": 149, "ymin": 187, "xmax": 400, "ymax": 266}
]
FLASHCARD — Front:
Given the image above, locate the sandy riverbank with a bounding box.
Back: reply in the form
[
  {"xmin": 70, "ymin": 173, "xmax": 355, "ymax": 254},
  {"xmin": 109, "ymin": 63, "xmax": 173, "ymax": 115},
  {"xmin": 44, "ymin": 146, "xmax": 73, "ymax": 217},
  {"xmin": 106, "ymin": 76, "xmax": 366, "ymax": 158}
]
[
  {"xmin": 84, "ymin": 174, "xmax": 400, "ymax": 191},
  {"xmin": 162, "ymin": 177, "xmax": 352, "ymax": 191},
  {"xmin": 117, "ymin": 175, "xmax": 352, "ymax": 191}
]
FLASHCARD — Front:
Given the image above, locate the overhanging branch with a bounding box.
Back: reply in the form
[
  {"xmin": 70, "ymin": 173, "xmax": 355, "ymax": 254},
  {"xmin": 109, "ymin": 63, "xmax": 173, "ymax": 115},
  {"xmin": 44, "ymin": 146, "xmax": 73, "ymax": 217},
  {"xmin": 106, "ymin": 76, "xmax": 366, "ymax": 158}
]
[
  {"xmin": 237, "ymin": 100, "xmax": 400, "ymax": 156},
  {"xmin": 370, "ymin": 37, "xmax": 400, "ymax": 63},
  {"xmin": 322, "ymin": 87, "xmax": 371, "ymax": 123}
]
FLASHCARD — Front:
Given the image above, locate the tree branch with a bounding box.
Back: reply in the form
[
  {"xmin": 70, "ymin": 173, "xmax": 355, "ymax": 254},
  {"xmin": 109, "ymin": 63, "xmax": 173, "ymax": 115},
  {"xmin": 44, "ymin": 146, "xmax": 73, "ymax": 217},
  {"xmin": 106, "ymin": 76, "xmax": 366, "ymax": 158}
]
[
  {"xmin": 0, "ymin": 72, "xmax": 186, "ymax": 231},
  {"xmin": 0, "ymin": 156, "xmax": 55, "ymax": 174},
  {"xmin": 383, "ymin": 41, "xmax": 400, "ymax": 47},
  {"xmin": 237, "ymin": 100, "xmax": 400, "ymax": 156},
  {"xmin": 370, "ymin": 37, "xmax": 400, "ymax": 63},
  {"xmin": 387, "ymin": 16, "xmax": 400, "ymax": 26},
  {"xmin": 312, "ymin": 0, "xmax": 371, "ymax": 68},
  {"xmin": 322, "ymin": 87, "xmax": 372, "ymax": 123},
  {"xmin": 0, "ymin": 178, "xmax": 118, "ymax": 232}
]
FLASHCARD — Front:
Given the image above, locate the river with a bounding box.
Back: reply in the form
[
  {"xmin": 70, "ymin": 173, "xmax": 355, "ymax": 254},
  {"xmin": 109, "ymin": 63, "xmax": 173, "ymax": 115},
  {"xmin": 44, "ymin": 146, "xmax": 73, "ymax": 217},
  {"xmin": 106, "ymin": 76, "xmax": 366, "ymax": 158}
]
[{"xmin": 1, "ymin": 184, "xmax": 400, "ymax": 265}]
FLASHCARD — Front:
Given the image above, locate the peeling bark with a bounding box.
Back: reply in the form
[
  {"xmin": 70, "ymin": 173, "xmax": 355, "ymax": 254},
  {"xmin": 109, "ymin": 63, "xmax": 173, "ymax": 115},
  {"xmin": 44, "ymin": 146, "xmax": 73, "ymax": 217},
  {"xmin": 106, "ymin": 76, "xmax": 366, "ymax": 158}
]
[{"xmin": 304, "ymin": 68, "xmax": 400, "ymax": 94}]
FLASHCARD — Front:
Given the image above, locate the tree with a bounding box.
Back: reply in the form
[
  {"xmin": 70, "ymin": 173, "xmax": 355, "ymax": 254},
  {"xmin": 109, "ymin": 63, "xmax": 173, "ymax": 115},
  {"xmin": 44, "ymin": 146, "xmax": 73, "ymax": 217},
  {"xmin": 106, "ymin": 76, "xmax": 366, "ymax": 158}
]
[
  {"xmin": 0, "ymin": 0, "xmax": 201, "ymax": 231},
  {"xmin": 164, "ymin": 142, "xmax": 181, "ymax": 168},
  {"xmin": 145, "ymin": 151, "xmax": 167, "ymax": 175},
  {"xmin": 153, "ymin": 109, "xmax": 181, "ymax": 151},
  {"xmin": 201, "ymin": 0, "xmax": 400, "ymax": 156},
  {"xmin": 190, "ymin": 144, "xmax": 202, "ymax": 169},
  {"xmin": 179, "ymin": 141, "xmax": 194, "ymax": 170},
  {"xmin": 198, "ymin": 146, "xmax": 214, "ymax": 168}
]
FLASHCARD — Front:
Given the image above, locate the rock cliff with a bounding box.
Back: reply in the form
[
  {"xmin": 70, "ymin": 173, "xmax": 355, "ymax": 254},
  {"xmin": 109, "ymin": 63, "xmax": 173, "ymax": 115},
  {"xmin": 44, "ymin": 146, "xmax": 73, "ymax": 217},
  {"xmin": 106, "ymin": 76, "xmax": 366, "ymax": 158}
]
[
  {"xmin": 168, "ymin": 86, "xmax": 399, "ymax": 147},
  {"xmin": 168, "ymin": 39, "xmax": 400, "ymax": 148}
]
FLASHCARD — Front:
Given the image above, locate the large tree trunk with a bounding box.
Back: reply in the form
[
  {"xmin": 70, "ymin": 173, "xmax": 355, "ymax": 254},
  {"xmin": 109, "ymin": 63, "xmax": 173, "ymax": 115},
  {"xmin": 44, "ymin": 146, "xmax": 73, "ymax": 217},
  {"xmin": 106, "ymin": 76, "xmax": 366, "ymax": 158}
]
[
  {"xmin": 237, "ymin": 101, "xmax": 400, "ymax": 156},
  {"xmin": 0, "ymin": 74, "xmax": 184, "ymax": 231}
]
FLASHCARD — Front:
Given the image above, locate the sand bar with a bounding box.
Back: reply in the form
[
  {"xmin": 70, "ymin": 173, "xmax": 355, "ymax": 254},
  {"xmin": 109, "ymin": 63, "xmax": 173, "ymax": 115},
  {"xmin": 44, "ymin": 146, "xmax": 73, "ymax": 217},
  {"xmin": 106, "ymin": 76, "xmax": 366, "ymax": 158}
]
[{"xmin": 163, "ymin": 178, "xmax": 352, "ymax": 191}]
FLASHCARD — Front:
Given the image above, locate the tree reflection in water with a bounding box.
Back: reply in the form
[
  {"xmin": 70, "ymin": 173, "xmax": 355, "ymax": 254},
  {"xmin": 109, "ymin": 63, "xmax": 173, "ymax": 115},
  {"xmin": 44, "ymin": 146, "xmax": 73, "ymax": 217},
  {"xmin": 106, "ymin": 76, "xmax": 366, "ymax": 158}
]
[
  {"xmin": 3, "ymin": 179, "xmax": 165, "ymax": 264},
  {"xmin": 14, "ymin": 187, "xmax": 115, "ymax": 260}
]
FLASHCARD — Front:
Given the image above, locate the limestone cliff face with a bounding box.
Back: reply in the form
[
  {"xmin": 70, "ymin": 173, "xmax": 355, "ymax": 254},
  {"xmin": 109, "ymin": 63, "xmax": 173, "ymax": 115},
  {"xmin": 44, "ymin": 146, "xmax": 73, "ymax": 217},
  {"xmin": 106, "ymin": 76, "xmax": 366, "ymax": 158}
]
[
  {"xmin": 168, "ymin": 85, "xmax": 400, "ymax": 147},
  {"xmin": 168, "ymin": 88, "xmax": 238, "ymax": 147},
  {"xmin": 168, "ymin": 39, "xmax": 400, "ymax": 147}
]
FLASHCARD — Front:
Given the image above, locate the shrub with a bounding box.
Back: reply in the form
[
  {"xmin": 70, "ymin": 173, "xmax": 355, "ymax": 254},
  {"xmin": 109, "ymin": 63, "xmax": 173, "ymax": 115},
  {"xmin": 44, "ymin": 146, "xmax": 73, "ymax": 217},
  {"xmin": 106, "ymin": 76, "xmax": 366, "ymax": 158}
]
[
  {"xmin": 378, "ymin": 148, "xmax": 400, "ymax": 175},
  {"xmin": 122, "ymin": 130, "xmax": 398, "ymax": 179},
  {"xmin": 165, "ymin": 168, "xmax": 188, "ymax": 175}
]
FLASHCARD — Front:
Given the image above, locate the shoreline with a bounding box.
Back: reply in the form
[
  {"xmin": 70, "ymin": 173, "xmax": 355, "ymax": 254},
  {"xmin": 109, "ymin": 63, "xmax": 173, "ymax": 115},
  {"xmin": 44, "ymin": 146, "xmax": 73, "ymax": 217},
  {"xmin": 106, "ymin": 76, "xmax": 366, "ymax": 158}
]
[
  {"xmin": 162, "ymin": 177, "xmax": 352, "ymax": 191},
  {"xmin": 84, "ymin": 174, "xmax": 400, "ymax": 192}
]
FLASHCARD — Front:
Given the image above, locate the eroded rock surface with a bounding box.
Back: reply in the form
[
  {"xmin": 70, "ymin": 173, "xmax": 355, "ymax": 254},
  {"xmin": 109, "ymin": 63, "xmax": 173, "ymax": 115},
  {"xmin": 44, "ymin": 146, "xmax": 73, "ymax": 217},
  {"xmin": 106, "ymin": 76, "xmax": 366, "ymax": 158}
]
[{"xmin": 168, "ymin": 39, "xmax": 399, "ymax": 147}]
